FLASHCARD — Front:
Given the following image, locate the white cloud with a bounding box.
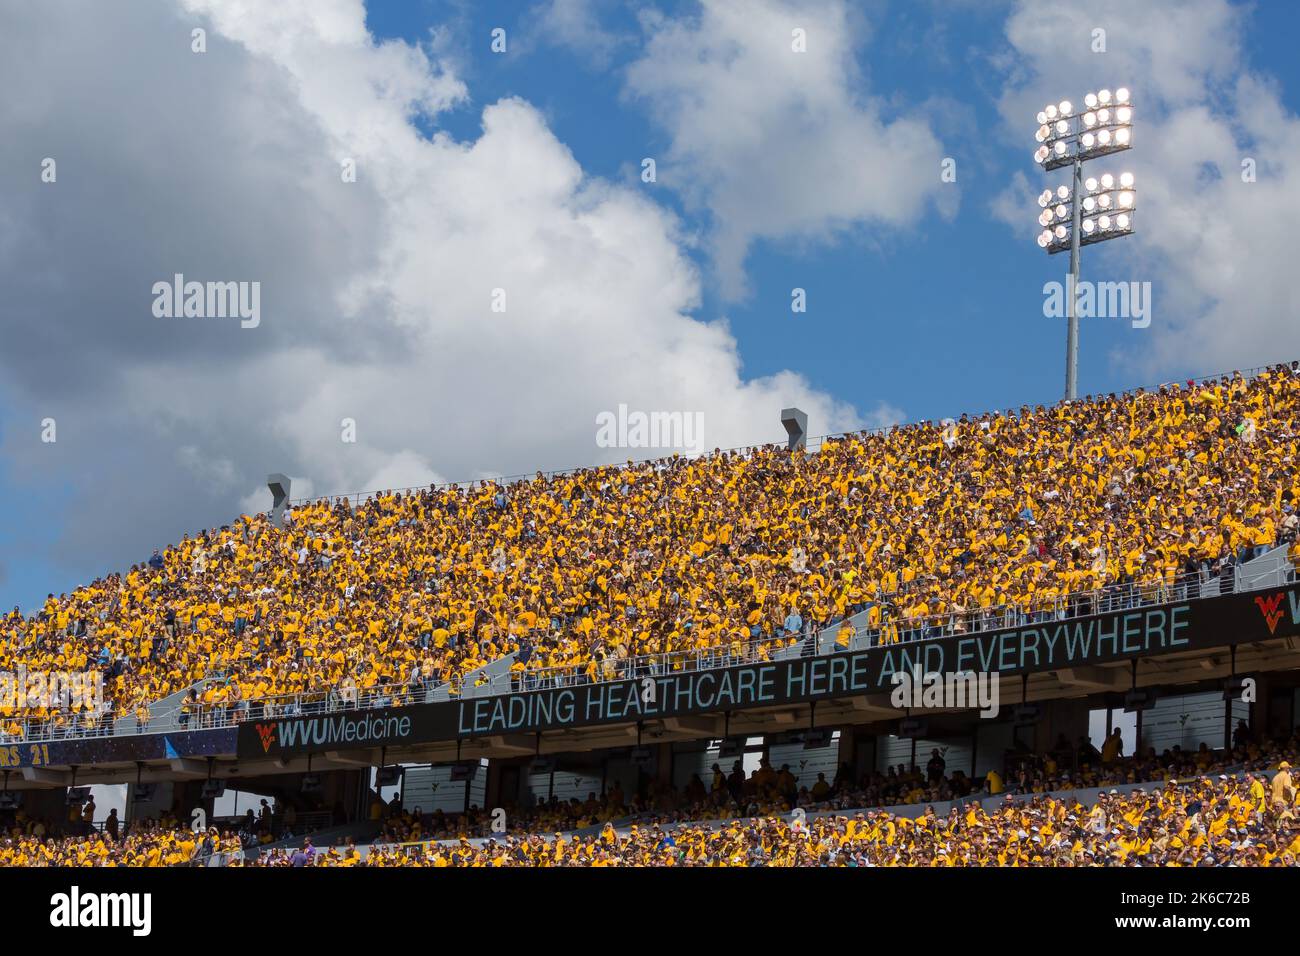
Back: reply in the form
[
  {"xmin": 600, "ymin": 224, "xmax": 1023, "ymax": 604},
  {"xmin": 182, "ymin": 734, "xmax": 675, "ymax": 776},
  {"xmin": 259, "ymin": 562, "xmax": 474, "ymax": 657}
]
[
  {"xmin": 177, "ymin": 446, "xmax": 241, "ymax": 494},
  {"xmin": 994, "ymin": 0, "xmax": 1300, "ymax": 376},
  {"xmin": 532, "ymin": 0, "xmax": 631, "ymax": 68},
  {"xmin": 0, "ymin": 0, "xmax": 868, "ymax": 582},
  {"xmin": 624, "ymin": 0, "xmax": 954, "ymax": 299},
  {"xmin": 863, "ymin": 401, "xmax": 906, "ymax": 430}
]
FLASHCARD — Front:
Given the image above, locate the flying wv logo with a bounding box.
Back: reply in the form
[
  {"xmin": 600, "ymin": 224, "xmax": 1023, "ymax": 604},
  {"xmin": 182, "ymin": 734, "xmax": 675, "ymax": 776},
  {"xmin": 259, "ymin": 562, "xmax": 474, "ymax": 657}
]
[
  {"xmin": 1254, "ymin": 593, "xmax": 1286, "ymax": 634},
  {"xmin": 256, "ymin": 723, "xmax": 278, "ymax": 753}
]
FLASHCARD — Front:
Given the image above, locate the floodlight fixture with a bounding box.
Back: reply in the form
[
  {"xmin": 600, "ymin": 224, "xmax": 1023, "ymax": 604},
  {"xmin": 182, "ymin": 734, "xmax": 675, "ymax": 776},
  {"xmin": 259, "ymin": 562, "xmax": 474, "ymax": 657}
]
[{"xmin": 1030, "ymin": 86, "xmax": 1137, "ymax": 400}]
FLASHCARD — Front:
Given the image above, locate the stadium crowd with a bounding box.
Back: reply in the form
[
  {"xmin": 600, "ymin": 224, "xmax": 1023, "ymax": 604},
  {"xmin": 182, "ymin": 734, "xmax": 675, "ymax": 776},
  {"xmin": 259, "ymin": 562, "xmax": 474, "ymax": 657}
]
[
  {"xmin": 281, "ymin": 767, "xmax": 1300, "ymax": 867},
  {"xmin": 0, "ymin": 813, "xmax": 227, "ymax": 867},
  {"xmin": 3, "ymin": 732, "xmax": 1298, "ymax": 866},
  {"xmin": 374, "ymin": 726, "xmax": 1292, "ymax": 839},
  {"xmin": 3, "ymin": 364, "xmax": 1300, "ymax": 734}
]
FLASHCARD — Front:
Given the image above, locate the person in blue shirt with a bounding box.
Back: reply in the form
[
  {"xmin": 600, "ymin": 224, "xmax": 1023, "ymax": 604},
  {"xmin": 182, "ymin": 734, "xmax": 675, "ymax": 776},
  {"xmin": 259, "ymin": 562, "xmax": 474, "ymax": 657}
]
[{"xmin": 290, "ymin": 838, "xmax": 315, "ymax": 867}]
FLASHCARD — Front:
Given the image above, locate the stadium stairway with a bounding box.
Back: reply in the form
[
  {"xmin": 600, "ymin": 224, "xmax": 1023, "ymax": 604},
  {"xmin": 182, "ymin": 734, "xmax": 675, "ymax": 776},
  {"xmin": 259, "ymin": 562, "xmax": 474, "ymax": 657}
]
[
  {"xmin": 115, "ymin": 676, "xmax": 219, "ymax": 736},
  {"xmin": 428, "ymin": 652, "xmax": 519, "ymax": 702},
  {"xmin": 1237, "ymin": 543, "xmax": 1297, "ymax": 592},
  {"xmin": 420, "ymin": 652, "xmax": 518, "ymax": 702}
]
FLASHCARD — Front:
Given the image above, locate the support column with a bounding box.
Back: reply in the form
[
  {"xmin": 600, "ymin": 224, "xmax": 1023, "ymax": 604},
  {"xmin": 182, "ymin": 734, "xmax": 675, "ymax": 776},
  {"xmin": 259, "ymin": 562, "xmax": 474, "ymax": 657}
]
[
  {"xmin": 781, "ymin": 408, "xmax": 808, "ymax": 451},
  {"xmin": 267, "ymin": 473, "xmax": 292, "ymax": 528}
]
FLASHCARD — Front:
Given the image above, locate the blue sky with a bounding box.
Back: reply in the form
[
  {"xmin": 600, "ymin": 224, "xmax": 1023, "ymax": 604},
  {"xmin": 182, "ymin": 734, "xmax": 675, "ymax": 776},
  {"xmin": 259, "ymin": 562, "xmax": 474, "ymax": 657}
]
[
  {"xmin": 355, "ymin": 0, "xmax": 1300, "ymax": 408},
  {"xmin": 2, "ymin": 0, "xmax": 1300, "ymax": 613},
  {"xmin": 384, "ymin": 0, "xmax": 1300, "ymax": 418}
]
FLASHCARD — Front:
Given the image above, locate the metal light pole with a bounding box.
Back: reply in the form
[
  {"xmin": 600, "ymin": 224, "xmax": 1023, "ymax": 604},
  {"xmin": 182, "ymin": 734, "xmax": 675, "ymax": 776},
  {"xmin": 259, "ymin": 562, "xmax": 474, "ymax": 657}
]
[
  {"xmin": 1032, "ymin": 88, "xmax": 1135, "ymax": 401},
  {"xmin": 1065, "ymin": 157, "xmax": 1082, "ymax": 400}
]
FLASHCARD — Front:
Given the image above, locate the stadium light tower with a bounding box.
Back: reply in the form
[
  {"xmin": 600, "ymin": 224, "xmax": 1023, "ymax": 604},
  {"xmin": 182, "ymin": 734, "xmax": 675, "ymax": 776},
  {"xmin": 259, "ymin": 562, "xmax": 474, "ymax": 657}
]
[{"xmin": 1032, "ymin": 86, "xmax": 1136, "ymax": 400}]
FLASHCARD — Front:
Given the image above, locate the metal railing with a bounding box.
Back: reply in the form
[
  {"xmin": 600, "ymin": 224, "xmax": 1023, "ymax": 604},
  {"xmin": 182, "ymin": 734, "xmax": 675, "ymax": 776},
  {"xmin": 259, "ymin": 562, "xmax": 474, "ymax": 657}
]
[
  {"xmin": 506, "ymin": 560, "xmax": 1278, "ymax": 692},
  {"xmin": 4, "ymin": 548, "xmax": 1293, "ymax": 746}
]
